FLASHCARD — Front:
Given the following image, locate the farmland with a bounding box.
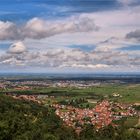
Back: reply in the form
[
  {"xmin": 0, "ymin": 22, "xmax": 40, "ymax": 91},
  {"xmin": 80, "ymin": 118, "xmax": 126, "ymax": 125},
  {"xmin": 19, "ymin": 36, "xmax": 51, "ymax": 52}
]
[{"xmin": 1, "ymin": 84, "xmax": 140, "ymax": 103}]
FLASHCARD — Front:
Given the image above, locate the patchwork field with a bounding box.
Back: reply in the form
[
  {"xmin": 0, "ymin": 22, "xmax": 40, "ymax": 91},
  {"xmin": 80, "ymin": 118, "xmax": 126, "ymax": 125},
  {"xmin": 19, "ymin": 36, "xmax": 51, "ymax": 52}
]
[{"xmin": 1, "ymin": 84, "xmax": 140, "ymax": 103}]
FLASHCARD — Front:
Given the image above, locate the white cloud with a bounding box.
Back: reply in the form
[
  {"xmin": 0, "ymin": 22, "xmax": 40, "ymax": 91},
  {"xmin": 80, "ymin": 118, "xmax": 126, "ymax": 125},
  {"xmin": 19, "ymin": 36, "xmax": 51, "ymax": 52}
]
[
  {"xmin": 23, "ymin": 16, "xmax": 99, "ymax": 39},
  {"xmin": 0, "ymin": 21, "xmax": 20, "ymax": 40},
  {"xmin": 0, "ymin": 5, "xmax": 140, "ymax": 52},
  {"xmin": 0, "ymin": 16, "xmax": 99, "ymax": 41},
  {"xmin": 0, "ymin": 45, "xmax": 139, "ymax": 72},
  {"xmin": 22, "ymin": 5, "xmax": 140, "ymax": 52},
  {"xmin": 8, "ymin": 41, "xmax": 27, "ymax": 54},
  {"xmin": 59, "ymin": 63, "xmax": 109, "ymax": 69}
]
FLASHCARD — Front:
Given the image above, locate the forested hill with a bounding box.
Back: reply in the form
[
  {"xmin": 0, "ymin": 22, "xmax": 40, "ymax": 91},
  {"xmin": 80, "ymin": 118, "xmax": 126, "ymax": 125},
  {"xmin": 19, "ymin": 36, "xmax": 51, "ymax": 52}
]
[{"xmin": 0, "ymin": 95, "xmax": 77, "ymax": 140}]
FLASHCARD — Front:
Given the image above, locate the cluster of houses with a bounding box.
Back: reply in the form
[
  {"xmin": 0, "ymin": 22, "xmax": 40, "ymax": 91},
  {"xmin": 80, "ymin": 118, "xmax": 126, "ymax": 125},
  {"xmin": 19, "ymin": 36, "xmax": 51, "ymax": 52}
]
[
  {"xmin": 54, "ymin": 100, "xmax": 138, "ymax": 132},
  {"xmin": 54, "ymin": 101, "xmax": 113, "ymax": 130},
  {"xmin": 5, "ymin": 92, "xmax": 139, "ymax": 133},
  {"xmin": 112, "ymin": 102, "xmax": 137, "ymax": 118}
]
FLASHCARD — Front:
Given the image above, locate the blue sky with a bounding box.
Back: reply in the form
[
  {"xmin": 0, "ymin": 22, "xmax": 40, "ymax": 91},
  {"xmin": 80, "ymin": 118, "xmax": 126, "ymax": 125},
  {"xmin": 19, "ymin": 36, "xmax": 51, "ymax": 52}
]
[
  {"xmin": 0, "ymin": 0, "xmax": 120, "ymax": 22},
  {"xmin": 0, "ymin": 0, "xmax": 140, "ymax": 73}
]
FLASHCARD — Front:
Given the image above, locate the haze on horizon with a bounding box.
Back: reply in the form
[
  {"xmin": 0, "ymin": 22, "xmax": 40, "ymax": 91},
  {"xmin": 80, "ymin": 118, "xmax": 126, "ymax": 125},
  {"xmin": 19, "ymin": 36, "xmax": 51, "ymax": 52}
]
[{"xmin": 0, "ymin": 0, "xmax": 140, "ymax": 73}]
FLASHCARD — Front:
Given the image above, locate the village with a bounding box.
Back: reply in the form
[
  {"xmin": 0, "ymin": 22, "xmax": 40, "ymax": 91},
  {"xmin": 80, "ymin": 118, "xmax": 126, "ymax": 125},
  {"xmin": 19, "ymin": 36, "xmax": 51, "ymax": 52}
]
[
  {"xmin": 54, "ymin": 100, "xmax": 138, "ymax": 132},
  {"xmin": 6, "ymin": 93, "xmax": 139, "ymax": 133}
]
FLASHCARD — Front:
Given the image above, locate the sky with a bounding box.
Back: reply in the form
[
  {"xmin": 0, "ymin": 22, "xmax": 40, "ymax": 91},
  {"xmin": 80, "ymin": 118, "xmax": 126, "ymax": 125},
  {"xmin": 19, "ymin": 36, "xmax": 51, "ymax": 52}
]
[{"xmin": 0, "ymin": 0, "xmax": 140, "ymax": 73}]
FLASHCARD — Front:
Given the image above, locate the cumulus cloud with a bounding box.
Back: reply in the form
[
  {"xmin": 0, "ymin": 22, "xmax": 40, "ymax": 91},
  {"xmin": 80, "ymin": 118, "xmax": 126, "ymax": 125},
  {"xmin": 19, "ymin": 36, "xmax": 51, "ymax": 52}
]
[
  {"xmin": 0, "ymin": 46, "xmax": 139, "ymax": 71},
  {"xmin": 7, "ymin": 41, "xmax": 27, "ymax": 54},
  {"xmin": 29, "ymin": 17, "xmax": 96, "ymax": 38},
  {"xmin": 0, "ymin": 16, "xmax": 99, "ymax": 40},
  {"xmin": 0, "ymin": 21, "xmax": 20, "ymax": 40},
  {"xmin": 126, "ymin": 29, "xmax": 140, "ymax": 41},
  {"xmin": 23, "ymin": 17, "xmax": 99, "ymax": 39}
]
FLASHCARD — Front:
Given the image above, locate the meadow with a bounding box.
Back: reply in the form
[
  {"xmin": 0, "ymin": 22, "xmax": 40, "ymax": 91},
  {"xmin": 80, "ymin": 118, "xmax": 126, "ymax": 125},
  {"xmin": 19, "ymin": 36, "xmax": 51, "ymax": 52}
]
[{"xmin": 1, "ymin": 84, "xmax": 140, "ymax": 103}]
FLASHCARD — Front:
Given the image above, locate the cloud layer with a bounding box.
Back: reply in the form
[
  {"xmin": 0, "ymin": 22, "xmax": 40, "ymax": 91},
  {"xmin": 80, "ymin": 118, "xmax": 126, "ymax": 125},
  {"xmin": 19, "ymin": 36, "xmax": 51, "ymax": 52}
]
[
  {"xmin": 0, "ymin": 1, "xmax": 140, "ymax": 72},
  {"xmin": 0, "ymin": 41, "xmax": 139, "ymax": 72},
  {"xmin": 0, "ymin": 16, "xmax": 99, "ymax": 40}
]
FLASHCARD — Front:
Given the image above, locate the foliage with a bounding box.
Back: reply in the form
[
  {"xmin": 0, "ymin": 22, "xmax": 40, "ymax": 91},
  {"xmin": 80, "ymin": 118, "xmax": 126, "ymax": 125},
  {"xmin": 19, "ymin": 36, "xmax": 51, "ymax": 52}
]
[{"xmin": 0, "ymin": 95, "xmax": 77, "ymax": 140}]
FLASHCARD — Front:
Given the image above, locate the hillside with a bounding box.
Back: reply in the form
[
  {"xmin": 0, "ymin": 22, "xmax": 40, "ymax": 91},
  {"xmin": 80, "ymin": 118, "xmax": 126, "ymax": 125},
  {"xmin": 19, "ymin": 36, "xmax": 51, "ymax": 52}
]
[{"xmin": 0, "ymin": 95, "xmax": 76, "ymax": 140}]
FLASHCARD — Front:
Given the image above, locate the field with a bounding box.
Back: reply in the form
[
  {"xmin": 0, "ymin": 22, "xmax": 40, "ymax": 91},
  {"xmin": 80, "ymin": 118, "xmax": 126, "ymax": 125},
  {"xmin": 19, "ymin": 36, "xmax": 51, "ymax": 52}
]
[{"xmin": 1, "ymin": 84, "xmax": 140, "ymax": 103}]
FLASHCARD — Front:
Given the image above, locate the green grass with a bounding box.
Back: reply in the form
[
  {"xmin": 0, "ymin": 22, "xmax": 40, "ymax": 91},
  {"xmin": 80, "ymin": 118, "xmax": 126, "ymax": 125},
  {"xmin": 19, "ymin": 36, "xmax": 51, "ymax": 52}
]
[
  {"xmin": 124, "ymin": 117, "xmax": 139, "ymax": 128},
  {"xmin": 1, "ymin": 84, "xmax": 140, "ymax": 103}
]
